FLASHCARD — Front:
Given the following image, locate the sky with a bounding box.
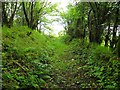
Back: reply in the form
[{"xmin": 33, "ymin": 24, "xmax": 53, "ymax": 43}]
[
  {"xmin": 46, "ymin": 0, "xmax": 70, "ymax": 36},
  {"xmin": 48, "ymin": 0, "xmax": 70, "ymax": 11}
]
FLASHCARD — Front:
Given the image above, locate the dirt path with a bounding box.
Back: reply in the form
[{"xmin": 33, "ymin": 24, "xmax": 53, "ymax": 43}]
[
  {"xmin": 48, "ymin": 41, "xmax": 97, "ymax": 88},
  {"xmin": 48, "ymin": 43, "xmax": 84, "ymax": 88}
]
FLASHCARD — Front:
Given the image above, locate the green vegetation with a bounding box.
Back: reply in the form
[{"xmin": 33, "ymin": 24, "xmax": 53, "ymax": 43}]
[
  {"xmin": 2, "ymin": 26, "xmax": 53, "ymax": 89},
  {"xmin": 1, "ymin": 1, "xmax": 120, "ymax": 89},
  {"xmin": 2, "ymin": 26, "xmax": 120, "ymax": 89}
]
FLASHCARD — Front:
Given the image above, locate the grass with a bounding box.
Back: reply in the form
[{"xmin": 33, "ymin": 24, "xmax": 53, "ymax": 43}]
[{"xmin": 2, "ymin": 26, "xmax": 120, "ymax": 89}]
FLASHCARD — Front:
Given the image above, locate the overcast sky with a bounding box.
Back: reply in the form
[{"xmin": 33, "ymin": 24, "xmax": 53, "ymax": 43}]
[{"xmin": 46, "ymin": 0, "xmax": 70, "ymax": 36}]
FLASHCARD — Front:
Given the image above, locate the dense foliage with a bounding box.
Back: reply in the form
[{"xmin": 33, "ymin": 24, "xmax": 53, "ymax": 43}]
[
  {"xmin": 67, "ymin": 39, "xmax": 120, "ymax": 88},
  {"xmin": 2, "ymin": 27, "xmax": 120, "ymax": 89},
  {"xmin": 2, "ymin": 26, "xmax": 53, "ymax": 89},
  {"xmin": 1, "ymin": 1, "xmax": 120, "ymax": 89},
  {"xmin": 61, "ymin": 2, "xmax": 120, "ymax": 48}
]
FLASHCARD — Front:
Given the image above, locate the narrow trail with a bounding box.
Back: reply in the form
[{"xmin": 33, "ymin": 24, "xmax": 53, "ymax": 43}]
[
  {"xmin": 50, "ymin": 45, "xmax": 75, "ymax": 87},
  {"xmin": 48, "ymin": 41, "xmax": 92, "ymax": 88}
]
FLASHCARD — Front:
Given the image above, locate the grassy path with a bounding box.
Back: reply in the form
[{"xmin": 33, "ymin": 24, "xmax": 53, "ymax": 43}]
[
  {"xmin": 48, "ymin": 39, "xmax": 86, "ymax": 88},
  {"xmin": 47, "ymin": 38, "xmax": 99, "ymax": 88}
]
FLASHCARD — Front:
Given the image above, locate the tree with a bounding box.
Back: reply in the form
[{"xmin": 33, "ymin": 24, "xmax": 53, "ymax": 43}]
[
  {"xmin": 22, "ymin": 1, "xmax": 58, "ymax": 30},
  {"xmin": 2, "ymin": 1, "xmax": 58, "ymax": 33},
  {"xmin": 2, "ymin": 2, "xmax": 17, "ymax": 27},
  {"xmin": 62, "ymin": 1, "xmax": 119, "ymax": 46},
  {"xmin": 61, "ymin": 2, "xmax": 88, "ymax": 40},
  {"xmin": 110, "ymin": 2, "xmax": 120, "ymax": 48},
  {"xmin": 22, "ymin": 1, "xmax": 46, "ymax": 30},
  {"xmin": 88, "ymin": 2, "xmax": 112, "ymax": 44}
]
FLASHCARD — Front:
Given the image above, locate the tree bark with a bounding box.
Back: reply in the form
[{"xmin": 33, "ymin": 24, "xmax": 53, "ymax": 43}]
[
  {"xmin": 105, "ymin": 21, "xmax": 111, "ymax": 47},
  {"xmin": 2, "ymin": 2, "xmax": 17, "ymax": 27},
  {"xmin": 2, "ymin": 2, "xmax": 8, "ymax": 26},
  {"xmin": 110, "ymin": 2, "xmax": 119, "ymax": 48},
  {"xmin": 30, "ymin": 2, "xmax": 34, "ymax": 29},
  {"xmin": 8, "ymin": 2, "xmax": 17, "ymax": 27},
  {"xmin": 88, "ymin": 9, "xmax": 92, "ymax": 42},
  {"xmin": 22, "ymin": 2, "xmax": 30, "ymax": 27}
]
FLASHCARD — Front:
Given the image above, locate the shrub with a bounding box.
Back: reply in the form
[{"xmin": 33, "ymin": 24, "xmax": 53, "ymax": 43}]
[
  {"xmin": 93, "ymin": 46, "xmax": 113, "ymax": 61},
  {"xmin": 2, "ymin": 26, "xmax": 53, "ymax": 89}
]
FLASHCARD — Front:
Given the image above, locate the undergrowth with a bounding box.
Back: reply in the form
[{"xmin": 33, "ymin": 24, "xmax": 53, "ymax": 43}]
[
  {"xmin": 67, "ymin": 39, "xmax": 120, "ymax": 88},
  {"xmin": 2, "ymin": 26, "xmax": 54, "ymax": 89},
  {"xmin": 2, "ymin": 26, "xmax": 120, "ymax": 89}
]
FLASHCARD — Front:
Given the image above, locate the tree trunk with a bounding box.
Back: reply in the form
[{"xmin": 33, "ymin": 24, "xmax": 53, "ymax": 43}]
[
  {"xmin": 30, "ymin": 2, "xmax": 34, "ymax": 29},
  {"xmin": 105, "ymin": 22, "xmax": 111, "ymax": 47},
  {"xmin": 110, "ymin": 2, "xmax": 119, "ymax": 48},
  {"xmin": 8, "ymin": 2, "xmax": 17, "ymax": 27},
  {"xmin": 22, "ymin": 2, "xmax": 30, "ymax": 27},
  {"xmin": 88, "ymin": 9, "xmax": 92, "ymax": 42},
  {"xmin": 2, "ymin": 2, "xmax": 17, "ymax": 28},
  {"xmin": 2, "ymin": 2, "xmax": 8, "ymax": 26}
]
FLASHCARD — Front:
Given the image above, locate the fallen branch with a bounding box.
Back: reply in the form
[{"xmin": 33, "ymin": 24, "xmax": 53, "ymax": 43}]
[{"xmin": 7, "ymin": 60, "xmax": 28, "ymax": 74}]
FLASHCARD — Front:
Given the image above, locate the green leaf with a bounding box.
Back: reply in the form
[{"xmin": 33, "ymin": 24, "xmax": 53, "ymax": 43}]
[
  {"xmin": 94, "ymin": 71, "xmax": 102, "ymax": 76},
  {"xmin": 32, "ymin": 84, "xmax": 39, "ymax": 88},
  {"xmin": 43, "ymin": 75, "xmax": 51, "ymax": 80},
  {"xmin": 39, "ymin": 78, "xmax": 46, "ymax": 85},
  {"xmin": 100, "ymin": 66, "xmax": 104, "ymax": 71},
  {"xmin": 105, "ymin": 85, "xmax": 115, "ymax": 88}
]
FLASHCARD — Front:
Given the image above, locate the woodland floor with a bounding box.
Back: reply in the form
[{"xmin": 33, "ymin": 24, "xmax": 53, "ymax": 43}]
[
  {"xmin": 49, "ymin": 42, "xmax": 97, "ymax": 88},
  {"xmin": 2, "ymin": 27, "xmax": 119, "ymax": 89}
]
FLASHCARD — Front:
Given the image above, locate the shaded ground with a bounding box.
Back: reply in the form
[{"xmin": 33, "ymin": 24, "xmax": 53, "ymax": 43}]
[
  {"xmin": 2, "ymin": 27, "xmax": 120, "ymax": 89},
  {"xmin": 48, "ymin": 42, "xmax": 97, "ymax": 88}
]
